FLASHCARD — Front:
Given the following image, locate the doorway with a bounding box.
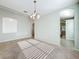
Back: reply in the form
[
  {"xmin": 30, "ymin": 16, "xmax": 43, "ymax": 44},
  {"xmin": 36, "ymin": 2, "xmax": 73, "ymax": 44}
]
[
  {"xmin": 60, "ymin": 9, "xmax": 75, "ymax": 49},
  {"xmin": 60, "ymin": 18, "xmax": 75, "ymax": 48}
]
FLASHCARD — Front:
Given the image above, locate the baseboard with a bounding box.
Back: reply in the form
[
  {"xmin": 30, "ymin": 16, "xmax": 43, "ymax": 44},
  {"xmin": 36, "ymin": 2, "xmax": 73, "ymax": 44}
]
[{"xmin": 0, "ymin": 35, "xmax": 32, "ymax": 43}]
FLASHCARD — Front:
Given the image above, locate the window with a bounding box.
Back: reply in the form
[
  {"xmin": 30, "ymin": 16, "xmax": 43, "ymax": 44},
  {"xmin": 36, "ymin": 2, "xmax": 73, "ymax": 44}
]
[{"xmin": 2, "ymin": 17, "xmax": 17, "ymax": 33}]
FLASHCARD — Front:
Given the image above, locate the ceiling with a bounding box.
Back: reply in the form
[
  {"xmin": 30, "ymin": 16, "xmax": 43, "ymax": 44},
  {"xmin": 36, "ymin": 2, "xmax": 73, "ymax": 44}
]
[{"xmin": 0, "ymin": 0, "xmax": 78, "ymax": 16}]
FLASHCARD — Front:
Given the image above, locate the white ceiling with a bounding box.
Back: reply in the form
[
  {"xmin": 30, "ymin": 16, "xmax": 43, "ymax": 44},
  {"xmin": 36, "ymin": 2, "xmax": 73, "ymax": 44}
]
[{"xmin": 0, "ymin": 0, "xmax": 78, "ymax": 15}]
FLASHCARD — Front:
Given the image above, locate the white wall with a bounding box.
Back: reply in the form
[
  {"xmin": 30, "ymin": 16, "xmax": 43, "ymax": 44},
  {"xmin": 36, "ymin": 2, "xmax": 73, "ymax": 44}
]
[
  {"xmin": 35, "ymin": 3, "xmax": 79, "ymax": 47},
  {"xmin": 74, "ymin": 4, "xmax": 79, "ymax": 49},
  {"xmin": 0, "ymin": 6, "xmax": 32, "ymax": 42},
  {"xmin": 35, "ymin": 11, "xmax": 60, "ymax": 45}
]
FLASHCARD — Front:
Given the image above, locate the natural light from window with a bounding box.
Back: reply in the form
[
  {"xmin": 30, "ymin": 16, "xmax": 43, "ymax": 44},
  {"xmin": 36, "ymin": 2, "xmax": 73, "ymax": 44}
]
[{"xmin": 2, "ymin": 17, "xmax": 17, "ymax": 33}]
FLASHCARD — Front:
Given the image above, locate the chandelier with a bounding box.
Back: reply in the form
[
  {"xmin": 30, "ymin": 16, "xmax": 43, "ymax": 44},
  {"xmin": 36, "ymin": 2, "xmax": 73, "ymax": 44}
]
[{"xmin": 30, "ymin": 0, "xmax": 40, "ymax": 20}]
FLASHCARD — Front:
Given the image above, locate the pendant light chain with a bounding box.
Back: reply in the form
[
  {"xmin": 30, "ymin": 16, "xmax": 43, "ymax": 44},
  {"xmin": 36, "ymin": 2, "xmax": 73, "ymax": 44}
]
[{"xmin": 34, "ymin": 0, "xmax": 37, "ymax": 13}]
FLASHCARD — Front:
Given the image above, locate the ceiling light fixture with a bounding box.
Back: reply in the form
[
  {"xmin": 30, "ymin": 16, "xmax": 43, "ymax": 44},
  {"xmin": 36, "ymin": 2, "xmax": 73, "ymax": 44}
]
[
  {"xmin": 30, "ymin": 0, "xmax": 40, "ymax": 20},
  {"xmin": 24, "ymin": 0, "xmax": 40, "ymax": 39}
]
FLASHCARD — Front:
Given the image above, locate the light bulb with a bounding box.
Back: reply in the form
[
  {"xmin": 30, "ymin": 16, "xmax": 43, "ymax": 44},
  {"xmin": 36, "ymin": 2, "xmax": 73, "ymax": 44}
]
[{"xmin": 36, "ymin": 14, "xmax": 40, "ymax": 19}]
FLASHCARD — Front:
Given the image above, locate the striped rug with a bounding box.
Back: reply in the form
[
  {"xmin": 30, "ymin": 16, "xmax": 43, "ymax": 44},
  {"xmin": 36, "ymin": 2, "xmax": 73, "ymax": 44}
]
[{"xmin": 17, "ymin": 39, "xmax": 79, "ymax": 59}]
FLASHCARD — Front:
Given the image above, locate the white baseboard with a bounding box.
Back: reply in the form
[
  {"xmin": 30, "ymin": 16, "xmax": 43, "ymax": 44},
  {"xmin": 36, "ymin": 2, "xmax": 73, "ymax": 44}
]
[{"xmin": 0, "ymin": 35, "xmax": 31, "ymax": 43}]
